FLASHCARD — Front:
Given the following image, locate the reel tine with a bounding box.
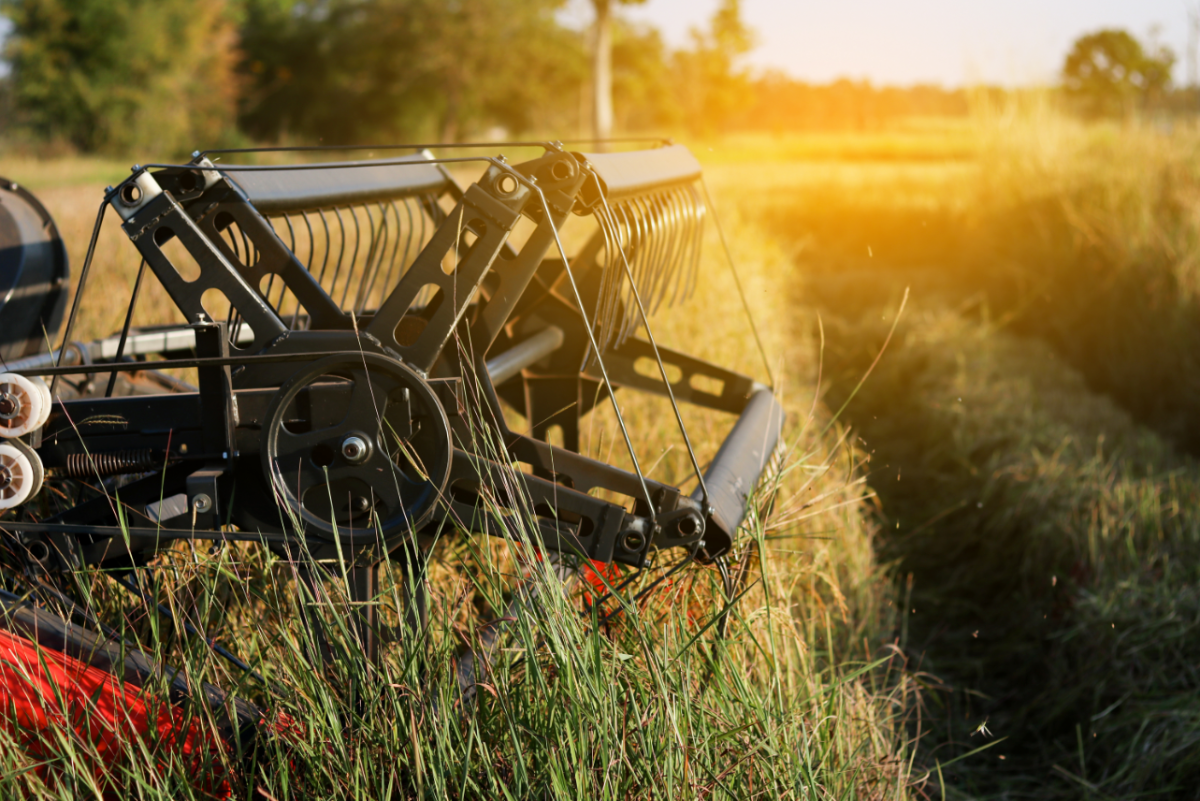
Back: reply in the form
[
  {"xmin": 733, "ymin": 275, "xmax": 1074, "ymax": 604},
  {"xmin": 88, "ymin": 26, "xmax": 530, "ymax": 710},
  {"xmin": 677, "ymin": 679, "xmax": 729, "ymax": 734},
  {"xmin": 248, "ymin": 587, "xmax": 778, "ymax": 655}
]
[
  {"xmin": 642, "ymin": 191, "xmax": 674, "ymax": 320},
  {"xmin": 663, "ymin": 187, "xmax": 689, "ymax": 309},
  {"xmin": 328, "ymin": 206, "xmax": 348, "ymax": 301},
  {"xmin": 607, "ymin": 205, "xmax": 633, "ymax": 350},
  {"xmin": 585, "ymin": 177, "xmax": 709, "ymax": 352},
  {"xmin": 338, "ymin": 205, "xmax": 362, "ymax": 309},
  {"xmin": 373, "ymin": 201, "xmax": 398, "ymax": 309},
  {"xmin": 350, "ymin": 203, "xmax": 374, "ymax": 313},
  {"xmin": 368, "ymin": 201, "xmax": 391, "ymax": 312},
  {"xmin": 609, "ymin": 202, "xmax": 634, "ymax": 347},
  {"xmin": 352, "ymin": 202, "xmax": 380, "ymax": 314},
  {"xmin": 296, "ymin": 211, "xmax": 317, "ymax": 329},
  {"xmin": 628, "ymin": 196, "xmax": 654, "ymax": 342},
  {"xmin": 691, "ymin": 183, "xmax": 705, "ymax": 302},
  {"xmin": 590, "ymin": 204, "xmax": 624, "ymax": 363},
  {"xmin": 631, "ymin": 195, "xmax": 660, "ymax": 341},
  {"xmin": 272, "ymin": 213, "xmax": 297, "ymax": 315},
  {"xmin": 395, "ymin": 198, "xmax": 416, "ymax": 289},
  {"xmin": 315, "ymin": 209, "xmax": 332, "ymax": 287},
  {"xmin": 376, "ymin": 200, "xmax": 404, "ymax": 302}
]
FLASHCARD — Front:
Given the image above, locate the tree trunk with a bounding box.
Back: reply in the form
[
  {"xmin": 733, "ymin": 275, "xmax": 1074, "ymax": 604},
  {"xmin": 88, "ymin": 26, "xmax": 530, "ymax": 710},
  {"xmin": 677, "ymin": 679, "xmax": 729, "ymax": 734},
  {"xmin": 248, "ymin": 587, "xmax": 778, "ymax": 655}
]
[
  {"xmin": 441, "ymin": 80, "xmax": 461, "ymax": 143},
  {"xmin": 592, "ymin": 0, "xmax": 613, "ymax": 148}
]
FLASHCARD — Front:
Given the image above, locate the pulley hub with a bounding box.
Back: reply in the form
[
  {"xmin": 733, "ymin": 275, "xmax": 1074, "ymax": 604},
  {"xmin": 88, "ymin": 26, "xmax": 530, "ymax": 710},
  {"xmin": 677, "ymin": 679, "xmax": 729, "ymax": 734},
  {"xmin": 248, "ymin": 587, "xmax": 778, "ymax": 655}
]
[{"xmin": 261, "ymin": 353, "xmax": 451, "ymax": 545}]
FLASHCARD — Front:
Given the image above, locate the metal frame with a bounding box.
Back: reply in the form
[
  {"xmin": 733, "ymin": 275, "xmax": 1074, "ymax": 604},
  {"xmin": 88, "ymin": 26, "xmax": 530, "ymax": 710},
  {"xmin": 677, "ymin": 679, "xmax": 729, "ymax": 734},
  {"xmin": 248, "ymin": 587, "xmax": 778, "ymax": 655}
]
[{"xmin": 0, "ymin": 141, "xmax": 783, "ymax": 665}]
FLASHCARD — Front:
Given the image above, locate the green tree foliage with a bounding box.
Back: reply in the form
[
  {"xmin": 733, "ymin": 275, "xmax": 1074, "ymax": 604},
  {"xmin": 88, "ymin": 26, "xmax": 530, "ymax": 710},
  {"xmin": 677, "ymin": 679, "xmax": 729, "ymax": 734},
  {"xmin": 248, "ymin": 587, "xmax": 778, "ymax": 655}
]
[
  {"xmin": 610, "ymin": 19, "xmax": 677, "ymax": 132},
  {"xmin": 238, "ymin": 0, "xmax": 583, "ymax": 144},
  {"xmin": 0, "ymin": 0, "xmax": 238, "ymax": 154},
  {"xmin": 671, "ymin": 0, "xmax": 754, "ymax": 136},
  {"xmin": 1062, "ymin": 29, "xmax": 1175, "ymax": 117}
]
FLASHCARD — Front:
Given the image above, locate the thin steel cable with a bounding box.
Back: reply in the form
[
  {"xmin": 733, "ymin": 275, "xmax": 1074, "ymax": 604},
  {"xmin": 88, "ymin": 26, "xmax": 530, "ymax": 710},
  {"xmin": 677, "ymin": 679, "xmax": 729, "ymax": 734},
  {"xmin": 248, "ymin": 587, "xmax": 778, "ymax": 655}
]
[
  {"xmin": 700, "ymin": 177, "xmax": 774, "ymax": 387},
  {"xmin": 50, "ymin": 198, "xmax": 109, "ymax": 401},
  {"xmin": 595, "ymin": 186, "xmax": 709, "ymax": 505},
  {"xmin": 104, "ymin": 259, "xmax": 148, "ymax": 398},
  {"xmin": 531, "ymin": 186, "xmax": 656, "ymax": 515}
]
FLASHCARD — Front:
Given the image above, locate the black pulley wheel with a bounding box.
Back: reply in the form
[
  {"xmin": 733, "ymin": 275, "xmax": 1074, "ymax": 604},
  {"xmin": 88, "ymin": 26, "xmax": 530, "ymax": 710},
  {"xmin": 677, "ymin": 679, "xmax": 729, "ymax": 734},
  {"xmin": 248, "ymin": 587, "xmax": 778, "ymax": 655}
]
[{"xmin": 262, "ymin": 353, "xmax": 451, "ymax": 544}]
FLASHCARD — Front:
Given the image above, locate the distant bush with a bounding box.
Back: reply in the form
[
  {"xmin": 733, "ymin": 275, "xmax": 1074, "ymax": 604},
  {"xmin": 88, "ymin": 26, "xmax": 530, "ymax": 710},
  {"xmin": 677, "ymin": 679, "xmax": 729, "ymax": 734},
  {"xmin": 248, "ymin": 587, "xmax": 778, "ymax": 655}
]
[{"xmin": 0, "ymin": 0, "xmax": 239, "ymax": 156}]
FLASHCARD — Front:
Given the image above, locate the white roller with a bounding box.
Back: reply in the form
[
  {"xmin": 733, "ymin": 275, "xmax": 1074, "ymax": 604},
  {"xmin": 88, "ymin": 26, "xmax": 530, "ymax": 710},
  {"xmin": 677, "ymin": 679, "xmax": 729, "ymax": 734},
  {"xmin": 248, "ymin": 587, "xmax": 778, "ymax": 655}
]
[
  {"xmin": 33, "ymin": 376, "xmax": 51, "ymax": 428},
  {"xmin": 0, "ymin": 373, "xmax": 49, "ymax": 438},
  {"xmin": 0, "ymin": 443, "xmax": 36, "ymax": 508},
  {"xmin": 10, "ymin": 438, "xmax": 43, "ymax": 500}
]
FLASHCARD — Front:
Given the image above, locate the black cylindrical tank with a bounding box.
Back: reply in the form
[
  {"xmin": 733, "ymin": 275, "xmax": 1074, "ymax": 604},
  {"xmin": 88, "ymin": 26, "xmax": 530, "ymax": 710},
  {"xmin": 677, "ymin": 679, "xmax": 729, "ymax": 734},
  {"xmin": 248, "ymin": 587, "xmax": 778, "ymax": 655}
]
[{"xmin": 0, "ymin": 179, "xmax": 69, "ymax": 361}]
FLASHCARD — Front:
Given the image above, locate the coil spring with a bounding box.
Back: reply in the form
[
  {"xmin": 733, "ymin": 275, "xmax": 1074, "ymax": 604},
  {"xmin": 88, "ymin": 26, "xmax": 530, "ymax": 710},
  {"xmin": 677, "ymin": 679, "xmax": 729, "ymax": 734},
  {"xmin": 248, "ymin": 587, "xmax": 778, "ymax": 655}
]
[{"xmin": 64, "ymin": 449, "xmax": 155, "ymax": 478}]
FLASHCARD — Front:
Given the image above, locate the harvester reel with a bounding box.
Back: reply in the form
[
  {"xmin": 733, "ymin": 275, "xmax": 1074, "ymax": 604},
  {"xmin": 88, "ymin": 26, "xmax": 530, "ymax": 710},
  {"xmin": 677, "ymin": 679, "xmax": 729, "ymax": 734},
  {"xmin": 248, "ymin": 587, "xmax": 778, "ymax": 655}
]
[
  {"xmin": 263, "ymin": 353, "xmax": 452, "ymax": 544},
  {"xmin": 0, "ymin": 141, "xmax": 784, "ymax": 691}
]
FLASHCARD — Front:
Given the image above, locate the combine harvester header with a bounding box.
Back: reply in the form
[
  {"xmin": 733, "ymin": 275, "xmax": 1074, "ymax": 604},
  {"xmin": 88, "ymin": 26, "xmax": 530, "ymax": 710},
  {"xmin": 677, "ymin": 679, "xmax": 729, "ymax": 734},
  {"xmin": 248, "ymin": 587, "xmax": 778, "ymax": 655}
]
[{"xmin": 0, "ymin": 140, "xmax": 782, "ymax": 787}]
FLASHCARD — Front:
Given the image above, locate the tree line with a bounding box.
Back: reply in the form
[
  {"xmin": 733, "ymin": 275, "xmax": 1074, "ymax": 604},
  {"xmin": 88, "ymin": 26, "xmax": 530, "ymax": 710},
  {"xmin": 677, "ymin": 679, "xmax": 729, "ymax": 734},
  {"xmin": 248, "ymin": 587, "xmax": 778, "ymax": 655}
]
[
  {"xmin": 0, "ymin": 2, "xmax": 1191, "ymax": 158},
  {"xmin": 0, "ymin": 0, "xmax": 754, "ymax": 155}
]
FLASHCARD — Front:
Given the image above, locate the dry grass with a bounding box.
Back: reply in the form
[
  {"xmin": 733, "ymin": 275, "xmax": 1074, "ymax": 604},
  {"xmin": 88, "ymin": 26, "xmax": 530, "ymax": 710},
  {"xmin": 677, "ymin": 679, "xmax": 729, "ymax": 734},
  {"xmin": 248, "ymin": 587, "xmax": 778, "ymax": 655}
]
[
  {"xmin": 752, "ymin": 103, "xmax": 1200, "ymax": 798},
  {"xmin": 0, "ymin": 144, "xmax": 916, "ymax": 798}
]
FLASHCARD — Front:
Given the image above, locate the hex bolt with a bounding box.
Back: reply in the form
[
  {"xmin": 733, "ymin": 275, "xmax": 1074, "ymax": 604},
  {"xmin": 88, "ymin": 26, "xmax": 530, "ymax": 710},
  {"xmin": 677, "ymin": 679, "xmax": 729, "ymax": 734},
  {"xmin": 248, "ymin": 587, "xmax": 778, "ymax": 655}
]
[
  {"xmin": 27, "ymin": 540, "xmax": 50, "ymax": 563},
  {"xmin": 193, "ymin": 493, "xmax": 213, "ymax": 514},
  {"xmin": 341, "ymin": 435, "xmax": 369, "ymax": 463},
  {"xmin": 0, "ymin": 393, "xmax": 19, "ymax": 419},
  {"xmin": 620, "ymin": 530, "xmax": 646, "ymax": 553},
  {"xmin": 351, "ymin": 496, "xmax": 371, "ymax": 514}
]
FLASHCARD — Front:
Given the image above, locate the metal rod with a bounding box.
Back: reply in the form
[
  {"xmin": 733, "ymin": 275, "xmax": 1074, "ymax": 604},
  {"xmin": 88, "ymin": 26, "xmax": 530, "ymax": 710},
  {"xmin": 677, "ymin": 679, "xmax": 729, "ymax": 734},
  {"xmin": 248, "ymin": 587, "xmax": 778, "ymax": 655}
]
[
  {"xmin": 691, "ymin": 387, "xmax": 784, "ymax": 539},
  {"xmin": 596, "ymin": 187, "xmax": 710, "ymax": 505},
  {"xmin": 5, "ymin": 325, "xmax": 257, "ymax": 373},
  {"xmin": 197, "ymin": 138, "xmax": 672, "ymax": 160},
  {"xmin": 49, "ymin": 199, "xmax": 109, "ymax": 400},
  {"xmin": 484, "ymin": 326, "xmax": 565, "ymax": 386},
  {"xmin": 700, "ymin": 177, "xmax": 775, "ymax": 388},
  {"xmin": 104, "ymin": 259, "xmax": 148, "ymax": 398},
  {"xmin": 531, "ymin": 186, "xmax": 657, "ymax": 516}
]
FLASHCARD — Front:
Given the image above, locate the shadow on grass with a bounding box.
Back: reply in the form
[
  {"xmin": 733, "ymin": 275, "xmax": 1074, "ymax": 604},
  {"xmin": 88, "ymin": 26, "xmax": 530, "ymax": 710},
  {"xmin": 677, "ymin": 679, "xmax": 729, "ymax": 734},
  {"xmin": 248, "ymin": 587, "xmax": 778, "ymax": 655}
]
[{"xmin": 807, "ymin": 301, "xmax": 1200, "ymax": 799}]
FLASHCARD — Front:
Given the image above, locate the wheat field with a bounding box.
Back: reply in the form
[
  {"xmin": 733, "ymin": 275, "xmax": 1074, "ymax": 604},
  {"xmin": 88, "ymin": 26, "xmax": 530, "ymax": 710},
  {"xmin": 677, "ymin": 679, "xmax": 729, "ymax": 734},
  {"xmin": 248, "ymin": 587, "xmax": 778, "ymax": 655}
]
[
  {"xmin": 5, "ymin": 104, "xmax": 1198, "ymax": 797},
  {"xmin": 0, "ymin": 141, "xmax": 915, "ymax": 799}
]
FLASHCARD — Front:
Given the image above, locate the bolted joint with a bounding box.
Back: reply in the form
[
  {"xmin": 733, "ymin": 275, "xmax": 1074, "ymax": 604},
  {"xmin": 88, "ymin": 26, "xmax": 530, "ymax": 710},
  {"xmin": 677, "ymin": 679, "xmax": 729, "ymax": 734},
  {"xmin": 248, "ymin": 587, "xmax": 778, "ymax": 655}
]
[
  {"xmin": 0, "ymin": 393, "xmax": 19, "ymax": 419},
  {"xmin": 341, "ymin": 435, "xmax": 371, "ymax": 464}
]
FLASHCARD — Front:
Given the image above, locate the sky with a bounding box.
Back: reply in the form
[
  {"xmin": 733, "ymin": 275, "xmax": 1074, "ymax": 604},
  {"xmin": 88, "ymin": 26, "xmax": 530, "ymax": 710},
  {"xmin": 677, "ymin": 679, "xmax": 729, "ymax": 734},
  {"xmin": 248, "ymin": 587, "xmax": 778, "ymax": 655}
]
[{"xmin": 564, "ymin": 0, "xmax": 1198, "ymax": 87}]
